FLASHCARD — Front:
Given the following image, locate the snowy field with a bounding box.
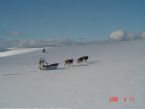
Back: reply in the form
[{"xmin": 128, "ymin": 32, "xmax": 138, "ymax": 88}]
[{"xmin": 0, "ymin": 40, "xmax": 145, "ymax": 109}]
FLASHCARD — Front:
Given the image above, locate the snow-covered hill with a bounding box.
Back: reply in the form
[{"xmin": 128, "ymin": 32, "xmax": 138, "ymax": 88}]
[{"xmin": 0, "ymin": 40, "xmax": 145, "ymax": 109}]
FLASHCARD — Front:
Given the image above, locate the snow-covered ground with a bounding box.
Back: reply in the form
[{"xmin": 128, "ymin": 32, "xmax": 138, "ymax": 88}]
[
  {"xmin": 0, "ymin": 48, "xmax": 44, "ymax": 57},
  {"xmin": 0, "ymin": 40, "xmax": 145, "ymax": 109}
]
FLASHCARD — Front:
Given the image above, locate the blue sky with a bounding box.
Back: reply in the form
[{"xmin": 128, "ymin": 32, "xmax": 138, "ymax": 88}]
[{"xmin": 0, "ymin": 0, "xmax": 145, "ymax": 41}]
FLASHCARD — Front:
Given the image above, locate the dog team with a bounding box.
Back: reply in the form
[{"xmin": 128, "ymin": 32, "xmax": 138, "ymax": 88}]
[
  {"xmin": 64, "ymin": 56, "xmax": 89, "ymax": 67},
  {"xmin": 39, "ymin": 48, "xmax": 89, "ymax": 70}
]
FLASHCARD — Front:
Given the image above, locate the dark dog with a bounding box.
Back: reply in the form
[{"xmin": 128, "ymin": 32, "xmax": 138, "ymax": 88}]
[
  {"xmin": 64, "ymin": 59, "xmax": 74, "ymax": 66},
  {"xmin": 77, "ymin": 57, "xmax": 84, "ymax": 64},
  {"xmin": 77, "ymin": 56, "xmax": 89, "ymax": 64},
  {"xmin": 83, "ymin": 56, "xmax": 89, "ymax": 62}
]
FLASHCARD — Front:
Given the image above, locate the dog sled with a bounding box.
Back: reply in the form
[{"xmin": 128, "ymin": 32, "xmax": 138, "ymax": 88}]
[
  {"xmin": 39, "ymin": 58, "xmax": 59, "ymax": 70},
  {"xmin": 42, "ymin": 63, "xmax": 59, "ymax": 70}
]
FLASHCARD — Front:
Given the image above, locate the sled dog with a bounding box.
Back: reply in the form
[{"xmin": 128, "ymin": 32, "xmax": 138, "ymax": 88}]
[
  {"xmin": 77, "ymin": 56, "xmax": 89, "ymax": 64},
  {"xmin": 64, "ymin": 59, "xmax": 74, "ymax": 66}
]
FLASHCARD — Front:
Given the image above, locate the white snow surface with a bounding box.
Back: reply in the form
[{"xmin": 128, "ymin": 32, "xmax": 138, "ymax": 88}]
[
  {"xmin": 0, "ymin": 48, "xmax": 44, "ymax": 57},
  {"xmin": 0, "ymin": 40, "xmax": 145, "ymax": 109}
]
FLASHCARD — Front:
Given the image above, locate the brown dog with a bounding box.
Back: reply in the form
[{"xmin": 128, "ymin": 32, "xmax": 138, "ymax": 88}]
[{"xmin": 64, "ymin": 59, "xmax": 74, "ymax": 66}]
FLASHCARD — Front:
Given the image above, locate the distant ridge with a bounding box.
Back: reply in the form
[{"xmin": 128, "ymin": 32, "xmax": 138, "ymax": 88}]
[{"xmin": 0, "ymin": 48, "xmax": 9, "ymax": 52}]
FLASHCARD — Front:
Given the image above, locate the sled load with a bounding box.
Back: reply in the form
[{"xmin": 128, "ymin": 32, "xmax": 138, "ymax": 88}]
[
  {"xmin": 39, "ymin": 58, "xmax": 59, "ymax": 70},
  {"xmin": 42, "ymin": 63, "xmax": 59, "ymax": 70}
]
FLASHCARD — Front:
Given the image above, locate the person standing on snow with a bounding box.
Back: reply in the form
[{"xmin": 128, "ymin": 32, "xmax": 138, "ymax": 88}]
[{"xmin": 42, "ymin": 48, "xmax": 45, "ymax": 53}]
